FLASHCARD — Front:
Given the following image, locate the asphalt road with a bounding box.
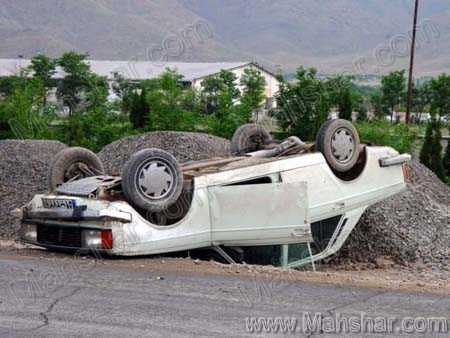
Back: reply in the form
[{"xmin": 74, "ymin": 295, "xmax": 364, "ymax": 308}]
[{"xmin": 0, "ymin": 252, "xmax": 449, "ymax": 338}]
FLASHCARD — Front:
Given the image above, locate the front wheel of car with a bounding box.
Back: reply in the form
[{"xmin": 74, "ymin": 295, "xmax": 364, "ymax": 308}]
[
  {"xmin": 316, "ymin": 119, "xmax": 361, "ymax": 173},
  {"xmin": 122, "ymin": 148, "xmax": 184, "ymax": 213}
]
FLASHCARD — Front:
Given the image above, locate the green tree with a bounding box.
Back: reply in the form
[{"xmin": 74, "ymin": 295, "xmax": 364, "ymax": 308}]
[
  {"xmin": 411, "ymin": 82, "xmax": 432, "ymax": 123},
  {"xmin": 146, "ymin": 69, "xmax": 199, "ymax": 132},
  {"xmin": 240, "ymin": 68, "xmax": 266, "ymax": 117},
  {"xmin": 201, "ymin": 70, "xmax": 240, "ymax": 115},
  {"xmin": 370, "ymin": 90, "xmax": 389, "ymax": 119},
  {"xmin": 381, "ymin": 70, "xmax": 406, "ymax": 122},
  {"xmin": 0, "ymin": 78, "xmax": 55, "ymax": 140},
  {"xmin": 429, "ymin": 73, "xmax": 450, "ymax": 118},
  {"xmin": 444, "ymin": 140, "xmax": 450, "ymax": 178},
  {"xmin": 129, "ymin": 88, "xmax": 149, "ymax": 130},
  {"xmin": 28, "ymin": 54, "xmax": 57, "ymax": 93},
  {"xmin": 420, "ymin": 120, "xmax": 434, "ymax": 168},
  {"xmin": 0, "ymin": 76, "xmax": 29, "ymax": 97},
  {"xmin": 326, "ymin": 75, "xmax": 353, "ymax": 121},
  {"xmin": 356, "ymin": 105, "xmax": 368, "ymax": 122},
  {"xmin": 57, "ymin": 52, "xmax": 90, "ymax": 112},
  {"xmin": 420, "ymin": 118, "xmax": 446, "ymax": 181},
  {"xmin": 200, "ymin": 70, "xmax": 252, "ymax": 138},
  {"xmin": 274, "ymin": 67, "xmax": 330, "ymax": 141}
]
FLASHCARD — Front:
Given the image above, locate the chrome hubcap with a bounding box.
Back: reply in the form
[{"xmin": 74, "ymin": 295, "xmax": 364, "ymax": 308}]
[
  {"xmin": 137, "ymin": 160, "xmax": 174, "ymax": 200},
  {"xmin": 331, "ymin": 128, "xmax": 355, "ymax": 163}
]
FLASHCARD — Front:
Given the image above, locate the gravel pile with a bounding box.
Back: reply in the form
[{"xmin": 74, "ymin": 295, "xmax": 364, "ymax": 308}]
[
  {"xmin": 0, "ymin": 140, "xmax": 67, "ymax": 239},
  {"xmin": 333, "ymin": 160, "xmax": 450, "ymax": 269},
  {"xmin": 98, "ymin": 131, "xmax": 231, "ymax": 175}
]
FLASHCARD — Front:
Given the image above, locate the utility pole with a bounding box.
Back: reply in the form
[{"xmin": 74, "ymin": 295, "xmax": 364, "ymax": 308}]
[{"xmin": 406, "ymin": 0, "xmax": 420, "ymax": 124}]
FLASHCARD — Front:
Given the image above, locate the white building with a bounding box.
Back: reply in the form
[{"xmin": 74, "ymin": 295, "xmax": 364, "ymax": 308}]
[{"xmin": 0, "ymin": 59, "xmax": 280, "ymax": 110}]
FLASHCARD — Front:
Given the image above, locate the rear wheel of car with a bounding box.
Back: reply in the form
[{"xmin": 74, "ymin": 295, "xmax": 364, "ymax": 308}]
[
  {"xmin": 230, "ymin": 124, "xmax": 272, "ymax": 155},
  {"xmin": 122, "ymin": 148, "xmax": 183, "ymax": 213},
  {"xmin": 48, "ymin": 147, "xmax": 105, "ymax": 191},
  {"xmin": 316, "ymin": 119, "xmax": 360, "ymax": 173}
]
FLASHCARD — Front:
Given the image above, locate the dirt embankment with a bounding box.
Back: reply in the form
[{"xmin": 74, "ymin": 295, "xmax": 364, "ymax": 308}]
[
  {"xmin": 98, "ymin": 131, "xmax": 231, "ymax": 175},
  {"xmin": 333, "ymin": 160, "xmax": 450, "ymax": 271},
  {"xmin": 0, "ymin": 140, "xmax": 67, "ymax": 239}
]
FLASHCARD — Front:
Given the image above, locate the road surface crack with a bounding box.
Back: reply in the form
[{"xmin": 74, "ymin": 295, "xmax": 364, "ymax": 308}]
[{"xmin": 33, "ymin": 286, "xmax": 83, "ymax": 331}]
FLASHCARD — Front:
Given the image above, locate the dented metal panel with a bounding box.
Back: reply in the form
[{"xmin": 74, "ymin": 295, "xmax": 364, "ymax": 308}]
[{"xmin": 208, "ymin": 182, "xmax": 312, "ymax": 245}]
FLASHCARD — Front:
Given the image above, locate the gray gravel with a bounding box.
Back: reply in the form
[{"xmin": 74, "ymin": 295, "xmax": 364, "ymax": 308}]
[
  {"xmin": 0, "ymin": 140, "xmax": 67, "ymax": 239},
  {"xmin": 334, "ymin": 160, "xmax": 450, "ymax": 269},
  {"xmin": 98, "ymin": 131, "xmax": 231, "ymax": 175}
]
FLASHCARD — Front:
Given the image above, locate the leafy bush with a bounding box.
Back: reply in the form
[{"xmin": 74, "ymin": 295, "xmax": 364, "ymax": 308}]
[{"xmin": 355, "ymin": 120, "xmax": 419, "ymax": 154}]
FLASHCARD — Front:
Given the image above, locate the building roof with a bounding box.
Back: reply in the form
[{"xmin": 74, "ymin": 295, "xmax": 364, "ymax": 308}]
[{"xmin": 0, "ymin": 59, "xmax": 253, "ymax": 82}]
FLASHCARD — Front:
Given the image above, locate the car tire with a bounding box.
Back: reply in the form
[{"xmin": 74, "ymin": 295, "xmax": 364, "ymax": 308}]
[
  {"xmin": 122, "ymin": 148, "xmax": 184, "ymax": 213},
  {"xmin": 48, "ymin": 147, "xmax": 105, "ymax": 191},
  {"xmin": 316, "ymin": 119, "xmax": 360, "ymax": 173},
  {"xmin": 231, "ymin": 124, "xmax": 272, "ymax": 155}
]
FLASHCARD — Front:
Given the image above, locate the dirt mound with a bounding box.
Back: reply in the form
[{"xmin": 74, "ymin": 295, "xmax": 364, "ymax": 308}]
[
  {"xmin": 333, "ymin": 160, "xmax": 450, "ymax": 269},
  {"xmin": 98, "ymin": 131, "xmax": 231, "ymax": 175},
  {"xmin": 0, "ymin": 140, "xmax": 67, "ymax": 239}
]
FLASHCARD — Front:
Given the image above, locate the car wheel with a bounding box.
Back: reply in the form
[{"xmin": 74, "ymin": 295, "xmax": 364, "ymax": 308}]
[
  {"xmin": 122, "ymin": 148, "xmax": 183, "ymax": 213},
  {"xmin": 48, "ymin": 147, "xmax": 105, "ymax": 191},
  {"xmin": 231, "ymin": 123, "xmax": 272, "ymax": 155},
  {"xmin": 316, "ymin": 119, "xmax": 360, "ymax": 173}
]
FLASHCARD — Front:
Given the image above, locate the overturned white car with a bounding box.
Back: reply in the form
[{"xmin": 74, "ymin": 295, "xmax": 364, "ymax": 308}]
[{"xmin": 18, "ymin": 120, "xmax": 410, "ymax": 266}]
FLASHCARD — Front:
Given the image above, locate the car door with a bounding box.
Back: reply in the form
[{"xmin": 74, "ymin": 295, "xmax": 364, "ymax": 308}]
[{"xmin": 208, "ymin": 181, "xmax": 311, "ymax": 246}]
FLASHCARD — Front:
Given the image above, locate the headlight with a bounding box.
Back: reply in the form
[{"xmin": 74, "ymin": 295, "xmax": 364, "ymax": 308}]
[
  {"xmin": 82, "ymin": 230, "xmax": 113, "ymax": 249},
  {"xmin": 82, "ymin": 230, "xmax": 102, "ymax": 248},
  {"xmin": 21, "ymin": 224, "xmax": 37, "ymax": 242}
]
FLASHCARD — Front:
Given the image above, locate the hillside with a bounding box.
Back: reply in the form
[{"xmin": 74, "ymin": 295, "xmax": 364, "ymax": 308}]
[{"xmin": 0, "ymin": 0, "xmax": 449, "ymax": 76}]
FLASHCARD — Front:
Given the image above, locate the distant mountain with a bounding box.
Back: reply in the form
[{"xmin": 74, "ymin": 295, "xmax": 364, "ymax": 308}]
[{"xmin": 0, "ymin": 0, "xmax": 449, "ymax": 76}]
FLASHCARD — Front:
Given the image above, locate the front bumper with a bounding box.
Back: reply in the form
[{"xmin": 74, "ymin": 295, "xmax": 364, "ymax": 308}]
[{"xmin": 19, "ymin": 195, "xmax": 131, "ymax": 252}]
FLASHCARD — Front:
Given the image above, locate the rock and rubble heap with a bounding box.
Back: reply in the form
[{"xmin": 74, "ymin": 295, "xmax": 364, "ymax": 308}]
[
  {"xmin": 333, "ymin": 160, "xmax": 450, "ymax": 269},
  {"xmin": 98, "ymin": 131, "xmax": 231, "ymax": 175},
  {"xmin": 0, "ymin": 140, "xmax": 67, "ymax": 239}
]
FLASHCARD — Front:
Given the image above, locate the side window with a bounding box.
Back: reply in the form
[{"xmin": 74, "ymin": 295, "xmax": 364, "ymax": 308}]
[{"xmin": 225, "ymin": 176, "xmax": 273, "ymax": 186}]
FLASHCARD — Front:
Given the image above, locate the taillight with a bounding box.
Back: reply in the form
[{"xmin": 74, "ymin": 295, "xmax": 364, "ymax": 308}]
[
  {"xmin": 402, "ymin": 163, "xmax": 411, "ymax": 183},
  {"xmin": 101, "ymin": 230, "xmax": 113, "ymax": 249}
]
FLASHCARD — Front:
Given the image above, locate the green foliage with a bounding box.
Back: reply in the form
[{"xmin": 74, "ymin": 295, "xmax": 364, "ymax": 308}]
[
  {"xmin": 28, "ymin": 54, "xmax": 57, "ymax": 91},
  {"xmin": 59, "ymin": 106, "xmax": 134, "ymax": 152},
  {"xmin": 57, "ymin": 52, "xmax": 108, "ymax": 114},
  {"xmin": 0, "ymin": 76, "xmax": 29, "ymax": 97},
  {"xmin": 274, "ymin": 67, "xmax": 330, "ymax": 141},
  {"xmin": 0, "ymin": 78, "xmax": 56, "ymax": 140},
  {"xmin": 411, "ymin": 82, "xmax": 432, "ymax": 120},
  {"xmin": 429, "ymin": 73, "xmax": 450, "ymax": 117},
  {"xmin": 420, "ymin": 118, "xmax": 446, "ymax": 181},
  {"xmin": 201, "ymin": 70, "xmax": 239, "ymax": 115},
  {"xmin": 370, "ymin": 90, "xmax": 389, "ymax": 119},
  {"xmin": 444, "ymin": 140, "xmax": 450, "ymax": 177},
  {"xmin": 240, "ymin": 68, "xmax": 266, "ymax": 112},
  {"xmin": 128, "ymin": 88, "xmax": 149, "ymax": 130},
  {"xmin": 420, "ymin": 120, "xmax": 434, "ymax": 167},
  {"xmin": 326, "ymin": 75, "xmax": 353, "ymax": 120},
  {"xmin": 200, "ymin": 69, "xmax": 257, "ymax": 138},
  {"xmin": 356, "ymin": 106, "xmax": 368, "ymax": 122},
  {"xmin": 146, "ymin": 69, "xmax": 200, "ymax": 132},
  {"xmin": 355, "ymin": 120, "xmax": 418, "ymax": 154},
  {"xmin": 381, "ymin": 70, "xmax": 406, "ymax": 121}
]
